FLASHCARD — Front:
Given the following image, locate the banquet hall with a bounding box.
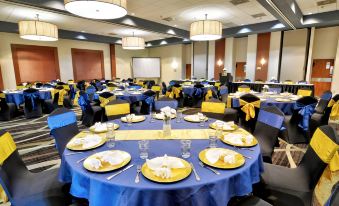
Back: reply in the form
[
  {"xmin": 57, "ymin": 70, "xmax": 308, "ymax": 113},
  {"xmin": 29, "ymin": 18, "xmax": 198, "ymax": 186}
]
[{"xmin": 0, "ymin": 0, "xmax": 339, "ymax": 205}]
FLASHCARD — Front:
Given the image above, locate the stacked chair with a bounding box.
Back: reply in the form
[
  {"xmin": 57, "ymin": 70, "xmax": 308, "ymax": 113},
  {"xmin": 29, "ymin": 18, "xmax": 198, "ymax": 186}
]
[
  {"xmin": 23, "ymin": 88, "xmax": 43, "ymax": 119},
  {"xmin": 281, "ymin": 96, "xmax": 318, "ymax": 144},
  {"xmin": 238, "ymin": 94, "xmax": 261, "ymax": 133},
  {"xmin": 154, "ymin": 97, "xmax": 178, "ymax": 112},
  {"xmin": 105, "ymin": 99, "xmax": 130, "ymax": 120},
  {"xmin": 78, "ymin": 91, "xmax": 102, "ymax": 127},
  {"xmin": 47, "ymin": 108, "xmax": 79, "ymax": 157},
  {"xmin": 201, "ymin": 98, "xmax": 238, "ymax": 122},
  {"xmin": 0, "ymin": 130, "xmax": 72, "ymax": 205},
  {"xmin": 255, "ymin": 125, "xmax": 338, "ymax": 206},
  {"xmin": 0, "ymin": 91, "xmax": 17, "ymax": 121}
]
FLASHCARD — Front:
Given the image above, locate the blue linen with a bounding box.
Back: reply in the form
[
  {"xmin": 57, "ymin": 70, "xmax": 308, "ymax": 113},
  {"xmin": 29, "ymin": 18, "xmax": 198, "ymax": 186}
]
[
  {"xmin": 94, "ymin": 91, "xmax": 146, "ymax": 104},
  {"xmin": 154, "ymin": 100, "xmax": 178, "ymax": 111},
  {"xmin": 59, "ymin": 117, "xmax": 264, "ymax": 206},
  {"xmin": 5, "ymin": 90, "xmax": 52, "ymax": 106},
  {"xmin": 47, "ymin": 111, "xmax": 77, "ymax": 130},
  {"xmin": 23, "ymin": 91, "xmax": 40, "ymax": 110},
  {"xmin": 128, "ymin": 85, "xmax": 142, "ymax": 90},
  {"xmin": 219, "ymin": 87, "xmax": 228, "ymax": 95},
  {"xmin": 296, "ymin": 103, "xmax": 316, "ymax": 130},
  {"xmin": 257, "ymin": 109, "xmax": 284, "ymax": 129},
  {"xmin": 268, "ymin": 87, "xmax": 282, "ymax": 93}
]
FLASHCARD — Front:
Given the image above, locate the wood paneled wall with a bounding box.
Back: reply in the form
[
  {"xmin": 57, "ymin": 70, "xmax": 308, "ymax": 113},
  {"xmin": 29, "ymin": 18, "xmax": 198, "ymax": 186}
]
[
  {"xmin": 71, "ymin": 48, "xmax": 104, "ymax": 81},
  {"xmin": 110, "ymin": 44, "xmax": 117, "ymax": 79},
  {"xmin": 11, "ymin": 44, "xmax": 60, "ymax": 84},
  {"xmin": 214, "ymin": 38, "xmax": 225, "ymax": 80},
  {"xmin": 255, "ymin": 33, "xmax": 271, "ymax": 81}
]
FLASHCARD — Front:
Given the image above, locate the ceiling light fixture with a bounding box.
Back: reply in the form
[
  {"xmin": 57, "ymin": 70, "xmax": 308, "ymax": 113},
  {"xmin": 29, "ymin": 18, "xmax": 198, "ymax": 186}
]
[
  {"xmin": 18, "ymin": 14, "xmax": 58, "ymax": 41},
  {"xmin": 190, "ymin": 14, "xmax": 222, "ymax": 41},
  {"xmin": 122, "ymin": 32, "xmax": 145, "ymax": 50},
  {"xmin": 64, "ymin": 0, "xmax": 127, "ymax": 19}
]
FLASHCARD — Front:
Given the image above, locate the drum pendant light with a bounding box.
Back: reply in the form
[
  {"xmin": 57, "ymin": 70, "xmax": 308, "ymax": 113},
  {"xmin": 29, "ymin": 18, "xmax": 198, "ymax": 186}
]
[{"xmin": 190, "ymin": 14, "xmax": 222, "ymax": 41}]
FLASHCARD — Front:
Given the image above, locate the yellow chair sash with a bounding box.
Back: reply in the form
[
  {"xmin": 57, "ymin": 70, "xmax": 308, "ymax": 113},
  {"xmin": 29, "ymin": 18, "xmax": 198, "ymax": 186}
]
[
  {"xmin": 0, "ymin": 185, "xmax": 8, "ymax": 203},
  {"xmin": 99, "ymin": 96, "xmax": 115, "ymax": 107},
  {"xmin": 16, "ymin": 85, "xmax": 25, "ymax": 90},
  {"xmin": 137, "ymin": 81, "xmax": 144, "ymax": 87},
  {"xmin": 0, "ymin": 93, "xmax": 5, "ymax": 99},
  {"xmin": 201, "ymin": 102, "xmax": 225, "ymax": 114},
  {"xmin": 73, "ymin": 91, "xmax": 80, "ymax": 106},
  {"xmin": 107, "ymin": 86, "xmax": 116, "ymax": 91},
  {"xmin": 166, "ymin": 87, "xmax": 181, "ymax": 99},
  {"xmin": 105, "ymin": 103, "xmax": 130, "ymax": 116},
  {"xmin": 310, "ymin": 129, "xmax": 339, "ymax": 172},
  {"xmin": 215, "ymin": 82, "xmax": 221, "ymax": 89},
  {"xmin": 205, "ymin": 90, "xmax": 213, "ymax": 101},
  {"xmin": 67, "ymin": 80, "xmax": 74, "ymax": 84},
  {"xmin": 52, "ymin": 89, "xmax": 67, "ymax": 106},
  {"xmin": 63, "ymin": 85, "xmax": 70, "ymax": 91},
  {"xmin": 297, "ymin": 89, "xmax": 312, "ymax": 97},
  {"xmin": 151, "ymin": 86, "xmax": 161, "ymax": 92},
  {"xmin": 328, "ymin": 99, "xmax": 339, "ymax": 121},
  {"xmin": 183, "ymin": 82, "xmax": 192, "ymax": 86},
  {"xmin": 238, "ymin": 87, "xmax": 250, "ymax": 93},
  {"xmin": 284, "ymin": 81, "xmax": 293, "ymax": 84},
  {"xmin": 240, "ymin": 100, "xmax": 261, "ymax": 121}
]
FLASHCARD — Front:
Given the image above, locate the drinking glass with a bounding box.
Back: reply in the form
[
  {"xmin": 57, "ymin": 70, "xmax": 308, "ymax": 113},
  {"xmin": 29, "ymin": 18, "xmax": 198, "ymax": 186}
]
[
  {"xmin": 215, "ymin": 123, "xmax": 223, "ymax": 138},
  {"xmin": 208, "ymin": 131, "xmax": 218, "ymax": 148},
  {"xmin": 127, "ymin": 115, "xmax": 133, "ymax": 126},
  {"xmin": 106, "ymin": 123, "xmax": 115, "ymax": 148},
  {"xmin": 138, "ymin": 140, "xmax": 149, "ymax": 159},
  {"xmin": 199, "ymin": 114, "xmax": 206, "ymax": 127},
  {"xmin": 180, "ymin": 140, "xmax": 191, "ymax": 158},
  {"xmin": 176, "ymin": 111, "xmax": 182, "ymax": 123},
  {"xmin": 150, "ymin": 112, "xmax": 156, "ymax": 123}
]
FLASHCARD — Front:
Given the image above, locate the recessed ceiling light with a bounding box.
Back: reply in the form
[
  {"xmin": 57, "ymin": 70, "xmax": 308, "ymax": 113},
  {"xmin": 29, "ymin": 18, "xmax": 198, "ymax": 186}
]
[
  {"xmin": 309, "ymin": 12, "xmax": 313, "ymax": 15},
  {"xmin": 131, "ymin": 13, "xmax": 135, "ymax": 16},
  {"xmin": 241, "ymin": 24, "xmax": 244, "ymax": 26},
  {"xmin": 174, "ymin": 25, "xmax": 177, "ymax": 27},
  {"xmin": 81, "ymin": 30, "xmax": 85, "ymax": 33}
]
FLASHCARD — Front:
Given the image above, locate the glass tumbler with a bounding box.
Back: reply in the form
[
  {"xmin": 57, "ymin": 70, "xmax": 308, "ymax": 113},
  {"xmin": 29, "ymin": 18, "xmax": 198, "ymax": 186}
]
[
  {"xmin": 138, "ymin": 140, "xmax": 149, "ymax": 159},
  {"xmin": 180, "ymin": 140, "xmax": 191, "ymax": 159}
]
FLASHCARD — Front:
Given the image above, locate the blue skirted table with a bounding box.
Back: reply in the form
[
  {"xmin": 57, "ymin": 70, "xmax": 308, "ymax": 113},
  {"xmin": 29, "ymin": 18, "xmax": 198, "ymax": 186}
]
[
  {"xmin": 5, "ymin": 90, "xmax": 52, "ymax": 106},
  {"xmin": 59, "ymin": 117, "xmax": 264, "ymax": 206},
  {"xmin": 94, "ymin": 91, "xmax": 146, "ymax": 104}
]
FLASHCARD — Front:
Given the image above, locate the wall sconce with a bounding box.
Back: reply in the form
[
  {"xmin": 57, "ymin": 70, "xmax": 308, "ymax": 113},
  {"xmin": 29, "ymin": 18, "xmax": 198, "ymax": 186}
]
[
  {"xmin": 171, "ymin": 60, "xmax": 178, "ymax": 72},
  {"xmin": 217, "ymin": 59, "xmax": 223, "ymax": 67},
  {"xmin": 260, "ymin": 58, "xmax": 266, "ymax": 66}
]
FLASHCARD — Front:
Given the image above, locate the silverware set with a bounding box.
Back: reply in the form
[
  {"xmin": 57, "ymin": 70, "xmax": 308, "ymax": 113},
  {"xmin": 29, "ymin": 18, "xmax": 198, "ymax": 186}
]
[
  {"xmin": 135, "ymin": 165, "xmax": 142, "ymax": 183},
  {"xmin": 190, "ymin": 162, "xmax": 200, "ymax": 181},
  {"xmin": 198, "ymin": 161, "xmax": 220, "ymax": 175}
]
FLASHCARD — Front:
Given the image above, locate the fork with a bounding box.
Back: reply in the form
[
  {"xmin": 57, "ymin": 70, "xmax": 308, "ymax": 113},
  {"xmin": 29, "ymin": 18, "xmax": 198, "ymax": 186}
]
[
  {"xmin": 77, "ymin": 150, "xmax": 97, "ymax": 164},
  {"xmin": 190, "ymin": 162, "xmax": 201, "ymax": 181},
  {"xmin": 198, "ymin": 161, "xmax": 220, "ymax": 175},
  {"xmin": 233, "ymin": 145, "xmax": 254, "ymax": 151},
  {"xmin": 135, "ymin": 165, "xmax": 142, "ymax": 183}
]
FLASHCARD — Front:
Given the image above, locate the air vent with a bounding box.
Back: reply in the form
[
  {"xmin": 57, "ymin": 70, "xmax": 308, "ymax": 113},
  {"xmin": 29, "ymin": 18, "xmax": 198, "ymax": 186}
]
[
  {"xmin": 162, "ymin": 16, "xmax": 175, "ymax": 22},
  {"xmin": 317, "ymin": 0, "xmax": 336, "ymax": 6},
  {"xmin": 251, "ymin": 13, "xmax": 267, "ymax": 19},
  {"xmin": 230, "ymin": 0, "xmax": 250, "ymax": 6}
]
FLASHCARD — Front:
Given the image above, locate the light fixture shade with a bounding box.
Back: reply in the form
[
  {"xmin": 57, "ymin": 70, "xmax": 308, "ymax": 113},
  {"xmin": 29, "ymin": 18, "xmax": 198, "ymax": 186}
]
[
  {"xmin": 190, "ymin": 20, "xmax": 222, "ymax": 41},
  {"xmin": 64, "ymin": 0, "xmax": 127, "ymax": 19},
  {"xmin": 19, "ymin": 21, "xmax": 58, "ymax": 41},
  {"xmin": 122, "ymin": 37, "xmax": 145, "ymax": 50}
]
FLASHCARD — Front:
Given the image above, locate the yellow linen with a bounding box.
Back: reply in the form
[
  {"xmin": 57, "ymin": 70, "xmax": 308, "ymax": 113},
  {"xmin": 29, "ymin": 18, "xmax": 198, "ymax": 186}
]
[
  {"xmin": 204, "ymin": 90, "xmax": 213, "ymax": 101},
  {"xmin": 310, "ymin": 129, "xmax": 339, "ymax": 172},
  {"xmin": 297, "ymin": 89, "xmax": 312, "ymax": 97},
  {"xmin": 0, "ymin": 93, "xmax": 5, "ymax": 99},
  {"xmin": 328, "ymin": 99, "xmax": 339, "ymax": 121},
  {"xmin": 67, "ymin": 80, "xmax": 74, "ymax": 84},
  {"xmin": 0, "ymin": 132, "xmax": 16, "ymax": 165},
  {"xmin": 151, "ymin": 86, "xmax": 161, "ymax": 92},
  {"xmin": 201, "ymin": 102, "xmax": 225, "ymax": 114},
  {"xmin": 137, "ymin": 81, "xmax": 144, "ymax": 87},
  {"xmin": 105, "ymin": 103, "xmax": 130, "ymax": 116},
  {"xmin": 215, "ymin": 82, "xmax": 221, "ymax": 89},
  {"xmin": 240, "ymin": 100, "xmax": 261, "ymax": 121},
  {"xmin": 73, "ymin": 91, "xmax": 80, "ymax": 106},
  {"xmin": 115, "ymin": 129, "xmax": 213, "ymax": 140},
  {"xmin": 238, "ymin": 87, "xmax": 250, "ymax": 93},
  {"xmin": 99, "ymin": 96, "xmax": 115, "ymax": 107},
  {"xmin": 0, "ymin": 185, "xmax": 8, "ymax": 203},
  {"xmin": 107, "ymin": 86, "xmax": 116, "ymax": 91},
  {"xmin": 166, "ymin": 87, "xmax": 181, "ymax": 99},
  {"xmin": 63, "ymin": 85, "xmax": 70, "ymax": 91},
  {"xmin": 16, "ymin": 85, "xmax": 25, "ymax": 90},
  {"xmin": 183, "ymin": 82, "xmax": 192, "ymax": 86}
]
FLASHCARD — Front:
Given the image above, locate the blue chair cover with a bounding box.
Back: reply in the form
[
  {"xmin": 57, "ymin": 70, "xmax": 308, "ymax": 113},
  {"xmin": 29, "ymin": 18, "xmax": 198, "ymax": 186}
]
[
  {"xmin": 321, "ymin": 92, "xmax": 332, "ymax": 101},
  {"xmin": 154, "ymin": 100, "xmax": 178, "ymax": 111},
  {"xmin": 257, "ymin": 109, "xmax": 284, "ymax": 129},
  {"xmin": 47, "ymin": 111, "xmax": 77, "ymax": 130},
  {"xmin": 270, "ymin": 79, "xmax": 279, "ymax": 83},
  {"xmin": 193, "ymin": 87, "xmax": 203, "ymax": 98},
  {"xmin": 128, "ymin": 85, "xmax": 142, "ymax": 90},
  {"xmin": 243, "ymin": 79, "xmax": 251, "ymax": 82},
  {"xmin": 294, "ymin": 102, "xmax": 316, "ymax": 130},
  {"xmin": 23, "ymin": 91, "xmax": 40, "ymax": 110},
  {"xmin": 220, "ymin": 87, "xmax": 228, "ymax": 95},
  {"xmin": 201, "ymin": 81, "xmax": 209, "ymax": 85},
  {"xmin": 78, "ymin": 93, "xmax": 90, "ymax": 111},
  {"xmin": 169, "ymin": 81, "xmax": 175, "ymax": 86},
  {"xmin": 69, "ymin": 85, "xmax": 76, "ymax": 100},
  {"xmin": 119, "ymin": 86, "xmax": 125, "ymax": 90},
  {"xmin": 86, "ymin": 86, "xmax": 96, "ymax": 95},
  {"xmin": 268, "ymin": 87, "xmax": 282, "ymax": 93}
]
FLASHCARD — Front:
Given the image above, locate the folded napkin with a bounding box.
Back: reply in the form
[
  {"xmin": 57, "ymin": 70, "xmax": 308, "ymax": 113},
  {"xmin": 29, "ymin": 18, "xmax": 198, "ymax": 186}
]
[
  {"xmin": 115, "ymin": 92, "xmax": 124, "ymax": 96},
  {"xmin": 223, "ymin": 133, "xmax": 253, "ymax": 145},
  {"xmin": 214, "ymin": 120, "xmax": 235, "ymax": 130},
  {"xmin": 121, "ymin": 114, "xmax": 144, "ymax": 122},
  {"xmin": 87, "ymin": 158, "xmax": 102, "ymax": 169},
  {"xmin": 146, "ymin": 154, "xmax": 185, "ymax": 179},
  {"xmin": 130, "ymin": 92, "xmax": 141, "ymax": 95},
  {"xmin": 160, "ymin": 106, "xmax": 177, "ymax": 118},
  {"xmin": 69, "ymin": 134, "xmax": 102, "ymax": 149},
  {"xmin": 205, "ymin": 148, "xmax": 236, "ymax": 164},
  {"xmin": 97, "ymin": 151, "xmax": 129, "ymax": 166},
  {"xmin": 92, "ymin": 122, "xmax": 107, "ymax": 132}
]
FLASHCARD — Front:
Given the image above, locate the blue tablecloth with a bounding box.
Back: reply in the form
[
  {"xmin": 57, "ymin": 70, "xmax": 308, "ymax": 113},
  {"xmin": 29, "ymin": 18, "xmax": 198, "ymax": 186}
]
[
  {"xmin": 182, "ymin": 86, "xmax": 217, "ymax": 97},
  {"xmin": 94, "ymin": 91, "xmax": 146, "ymax": 104},
  {"xmin": 59, "ymin": 117, "xmax": 264, "ymax": 206},
  {"xmin": 5, "ymin": 90, "xmax": 52, "ymax": 106}
]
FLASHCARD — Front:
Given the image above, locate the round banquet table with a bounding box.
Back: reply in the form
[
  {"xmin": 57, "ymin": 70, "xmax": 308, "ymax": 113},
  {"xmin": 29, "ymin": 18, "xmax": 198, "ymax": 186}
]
[
  {"xmin": 5, "ymin": 90, "xmax": 52, "ymax": 106},
  {"xmin": 59, "ymin": 117, "xmax": 264, "ymax": 206},
  {"xmin": 94, "ymin": 90, "xmax": 146, "ymax": 104},
  {"xmin": 182, "ymin": 86, "xmax": 217, "ymax": 97}
]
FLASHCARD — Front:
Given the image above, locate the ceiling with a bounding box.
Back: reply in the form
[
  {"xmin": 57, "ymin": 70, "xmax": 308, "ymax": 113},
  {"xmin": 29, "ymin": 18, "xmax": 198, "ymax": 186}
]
[
  {"xmin": 127, "ymin": 0, "xmax": 276, "ymax": 30},
  {"xmin": 296, "ymin": 0, "xmax": 338, "ymax": 15}
]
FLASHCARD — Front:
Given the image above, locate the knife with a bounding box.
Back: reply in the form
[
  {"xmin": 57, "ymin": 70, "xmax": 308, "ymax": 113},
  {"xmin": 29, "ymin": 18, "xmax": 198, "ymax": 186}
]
[
  {"xmin": 190, "ymin": 162, "xmax": 200, "ymax": 181},
  {"xmin": 107, "ymin": 164, "xmax": 135, "ymax": 180}
]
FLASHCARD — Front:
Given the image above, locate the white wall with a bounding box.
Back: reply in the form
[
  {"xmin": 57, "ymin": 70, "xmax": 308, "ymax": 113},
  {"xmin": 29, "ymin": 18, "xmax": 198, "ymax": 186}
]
[
  {"xmin": 0, "ymin": 32, "xmax": 111, "ymax": 89},
  {"xmin": 267, "ymin": 31, "xmax": 281, "ymax": 80},
  {"xmin": 193, "ymin": 41, "xmax": 208, "ymax": 79},
  {"xmin": 331, "ymin": 38, "xmax": 339, "ymax": 94},
  {"xmin": 234, "ymin": 37, "xmax": 248, "ymax": 62},
  {"xmin": 280, "ymin": 29, "xmax": 307, "ymax": 82},
  {"xmin": 208, "ymin": 41, "xmax": 215, "ymax": 80},
  {"xmin": 225, "ymin": 37, "xmax": 235, "ymax": 75},
  {"xmin": 246, "ymin": 34, "xmax": 257, "ymax": 81},
  {"xmin": 313, "ymin": 26, "xmax": 339, "ymax": 59}
]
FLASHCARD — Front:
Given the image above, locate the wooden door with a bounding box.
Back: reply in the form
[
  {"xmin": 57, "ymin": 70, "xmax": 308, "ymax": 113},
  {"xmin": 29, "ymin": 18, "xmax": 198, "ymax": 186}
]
[
  {"xmin": 0, "ymin": 64, "xmax": 3, "ymax": 90},
  {"xmin": 185, "ymin": 64, "xmax": 192, "ymax": 79},
  {"xmin": 71, "ymin": 48, "xmax": 104, "ymax": 81},
  {"xmin": 11, "ymin": 44, "xmax": 60, "ymax": 84},
  {"xmin": 235, "ymin": 62, "xmax": 246, "ymax": 81},
  {"xmin": 311, "ymin": 59, "xmax": 334, "ymax": 97}
]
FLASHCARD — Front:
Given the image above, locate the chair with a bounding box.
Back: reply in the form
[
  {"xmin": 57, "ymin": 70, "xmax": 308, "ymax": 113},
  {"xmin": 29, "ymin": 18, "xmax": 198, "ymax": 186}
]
[
  {"xmin": 327, "ymin": 183, "xmax": 338, "ymax": 206},
  {"xmin": 23, "ymin": 88, "xmax": 43, "ymax": 119},
  {"xmin": 255, "ymin": 125, "xmax": 338, "ymax": 206},
  {"xmin": 0, "ymin": 92, "xmax": 17, "ymax": 121},
  {"xmin": 86, "ymin": 85, "xmax": 97, "ymax": 101},
  {"xmin": 309, "ymin": 97, "xmax": 332, "ymax": 136},
  {"xmin": 238, "ymin": 94, "xmax": 261, "ymax": 133},
  {"xmin": 105, "ymin": 99, "xmax": 130, "ymax": 120},
  {"xmin": 44, "ymin": 86, "xmax": 71, "ymax": 113},
  {"xmin": 161, "ymin": 82, "xmax": 167, "ymax": 95},
  {"xmin": 139, "ymin": 90, "xmax": 156, "ymax": 114},
  {"xmin": 47, "ymin": 108, "xmax": 79, "ymax": 157},
  {"xmin": 325, "ymin": 94, "xmax": 339, "ymax": 122},
  {"xmin": 243, "ymin": 79, "xmax": 251, "ymax": 82},
  {"xmin": 238, "ymin": 85, "xmax": 251, "ymax": 93},
  {"xmin": 0, "ymin": 130, "xmax": 72, "ymax": 205},
  {"xmin": 320, "ymin": 90, "xmax": 332, "ymax": 101},
  {"xmin": 151, "ymin": 85, "xmax": 161, "ymax": 99},
  {"xmin": 79, "ymin": 91, "xmax": 103, "ymax": 127},
  {"xmin": 280, "ymin": 96, "xmax": 318, "ymax": 144},
  {"xmin": 154, "ymin": 97, "xmax": 178, "ymax": 112},
  {"xmin": 166, "ymin": 85, "xmax": 184, "ymax": 108},
  {"xmin": 219, "ymin": 85, "xmax": 228, "ymax": 103},
  {"xmin": 297, "ymin": 88, "xmax": 312, "ymax": 97},
  {"xmin": 98, "ymin": 92, "xmax": 115, "ymax": 122},
  {"xmin": 253, "ymin": 106, "xmax": 285, "ymax": 163},
  {"xmin": 236, "ymin": 196, "xmax": 272, "ymax": 206},
  {"xmin": 201, "ymin": 98, "xmax": 238, "ymax": 122}
]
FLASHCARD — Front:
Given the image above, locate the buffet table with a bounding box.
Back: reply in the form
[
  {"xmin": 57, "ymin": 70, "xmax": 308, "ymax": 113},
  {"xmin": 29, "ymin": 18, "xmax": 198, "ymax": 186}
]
[{"xmin": 59, "ymin": 117, "xmax": 263, "ymax": 206}]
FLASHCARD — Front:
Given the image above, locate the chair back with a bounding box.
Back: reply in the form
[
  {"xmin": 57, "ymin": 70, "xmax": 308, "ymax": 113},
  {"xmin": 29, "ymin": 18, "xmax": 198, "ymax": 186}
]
[
  {"xmin": 325, "ymin": 94, "xmax": 339, "ymax": 122},
  {"xmin": 47, "ymin": 108, "xmax": 78, "ymax": 157},
  {"xmin": 297, "ymin": 88, "xmax": 312, "ymax": 97},
  {"xmin": 161, "ymin": 82, "xmax": 167, "ymax": 95},
  {"xmin": 299, "ymin": 125, "xmax": 338, "ymax": 189},
  {"xmin": 86, "ymin": 85, "xmax": 96, "ymax": 101},
  {"xmin": 314, "ymin": 98, "xmax": 330, "ymax": 114},
  {"xmin": 243, "ymin": 79, "xmax": 251, "ymax": 82},
  {"xmin": 239, "ymin": 94, "xmax": 261, "ymax": 132},
  {"xmin": 321, "ymin": 90, "xmax": 332, "ymax": 101},
  {"xmin": 154, "ymin": 97, "xmax": 178, "ymax": 112},
  {"xmin": 0, "ymin": 92, "xmax": 9, "ymax": 111},
  {"xmin": 328, "ymin": 183, "xmax": 339, "ymax": 206},
  {"xmin": 105, "ymin": 99, "xmax": 130, "ymax": 120},
  {"xmin": 99, "ymin": 92, "xmax": 115, "ymax": 107},
  {"xmin": 238, "ymin": 85, "xmax": 250, "ymax": 93},
  {"xmin": 253, "ymin": 106, "xmax": 285, "ymax": 163},
  {"xmin": 291, "ymin": 96, "xmax": 318, "ymax": 131},
  {"xmin": 220, "ymin": 86, "xmax": 228, "ymax": 103},
  {"xmin": 23, "ymin": 88, "xmax": 40, "ymax": 111},
  {"xmin": 201, "ymin": 99, "xmax": 225, "ymax": 114}
]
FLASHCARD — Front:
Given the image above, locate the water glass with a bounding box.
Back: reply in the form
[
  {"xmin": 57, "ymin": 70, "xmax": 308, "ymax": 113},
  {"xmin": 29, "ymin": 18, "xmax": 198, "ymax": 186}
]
[
  {"xmin": 150, "ymin": 112, "xmax": 156, "ymax": 123},
  {"xmin": 176, "ymin": 111, "xmax": 182, "ymax": 123},
  {"xmin": 180, "ymin": 140, "xmax": 191, "ymax": 159},
  {"xmin": 138, "ymin": 140, "xmax": 149, "ymax": 159},
  {"xmin": 208, "ymin": 131, "xmax": 218, "ymax": 148},
  {"xmin": 106, "ymin": 123, "xmax": 115, "ymax": 148},
  {"xmin": 215, "ymin": 123, "xmax": 223, "ymax": 138},
  {"xmin": 127, "ymin": 115, "xmax": 133, "ymax": 126},
  {"xmin": 199, "ymin": 114, "xmax": 206, "ymax": 127}
]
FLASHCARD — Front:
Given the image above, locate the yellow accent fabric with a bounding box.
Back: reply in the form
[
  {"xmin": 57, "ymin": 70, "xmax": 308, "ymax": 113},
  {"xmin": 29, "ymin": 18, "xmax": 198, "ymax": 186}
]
[
  {"xmin": 105, "ymin": 103, "xmax": 130, "ymax": 116},
  {"xmin": 52, "ymin": 89, "xmax": 67, "ymax": 106},
  {"xmin": 310, "ymin": 128, "xmax": 339, "ymax": 172},
  {"xmin": 166, "ymin": 87, "xmax": 181, "ymax": 99},
  {"xmin": 99, "ymin": 96, "xmax": 115, "ymax": 107},
  {"xmin": 137, "ymin": 81, "xmax": 144, "ymax": 87},
  {"xmin": 240, "ymin": 99, "xmax": 261, "ymax": 121},
  {"xmin": 214, "ymin": 82, "xmax": 221, "ymax": 89},
  {"xmin": 73, "ymin": 91, "xmax": 80, "ymax": 106},
  {"xmin": 67, "ymin": 80, "xmax": 74, "ymax": 84},
  {"xmin": 204, "ymin": 90, "xmax": 213, "ymax": 101},
  {"xmin": 201, "ymin": 102, "xmax": 225, "ymax": 114},
  {"xmin": 227, "ymin": 96, "xmax": 232, "ymax": 108},
  {"xmin": 284, "ymin": 81, "xmax": 293, "ymax": 84},
  {"xmin": 0, "ymin": 132, "xmax": 16, "ymax": 165},
  {"xmin": 0, "ymin": 185, "xmax": 8, "ymax": 203},
  {"xmin": 16, "ymin": 85, "xmax": 25, "ymax": 90},
  {"xmin": 107, "ymin": 86, "xmax": 116, "ymax": 91},
  {"xmin": 328, "ymin": 100, "xmax": 339, "ymax": 121},
  {"xmin": 238, "ymin": 87, "xmax": 250, "ymax": 93},
  {"xmin": 0, "ymin": 93, "xmax": 5, "ymax": 99},
  {"xmin": 151, "ymin": 86, "xmax": 161, "ymax": 92},
  {"xmin": 297, "ymin": 89, "xmax": 312, "ymax": 97},
  {"xmin": 63, "ymin": 85, "xmax": 70, "ymax": 91},
  {"xmin": 183, "ymin": 82, "xmax": 192, "ymax": 86}
]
